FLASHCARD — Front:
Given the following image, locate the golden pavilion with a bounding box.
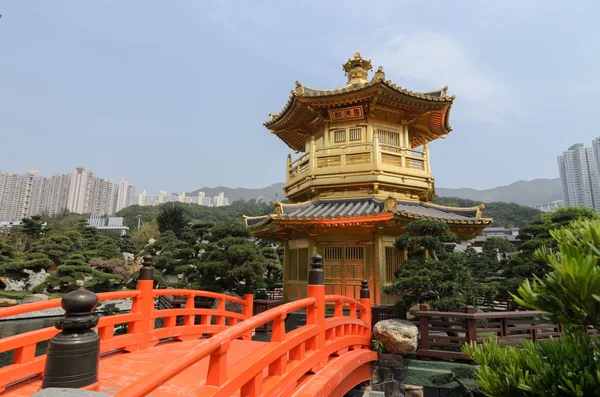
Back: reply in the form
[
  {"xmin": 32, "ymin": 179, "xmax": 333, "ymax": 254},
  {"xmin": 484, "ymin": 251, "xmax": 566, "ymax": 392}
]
[{"xmin": 245, "ymin": 52, "xmax": 492, "ymax": 305}]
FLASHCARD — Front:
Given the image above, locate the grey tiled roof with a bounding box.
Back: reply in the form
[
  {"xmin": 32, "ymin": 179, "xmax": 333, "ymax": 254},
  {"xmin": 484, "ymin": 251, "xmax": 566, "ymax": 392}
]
[
  {"xmin": 245, "ymin": 198, "xmax": 491, "ymax": 230},
  {"xmin": 282, "ymin": 199, "xmax": 383, "ymax": 218}
]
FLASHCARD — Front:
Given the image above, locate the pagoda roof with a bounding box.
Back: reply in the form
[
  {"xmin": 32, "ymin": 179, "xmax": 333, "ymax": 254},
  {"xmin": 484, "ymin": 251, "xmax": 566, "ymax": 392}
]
[
  {"xmin": 264, "ymin": 64, "xmax": 454, "ymax": 151},
  {"xmin": 244, "ymin": 198, "xmax": 491, "ymax": 232}
]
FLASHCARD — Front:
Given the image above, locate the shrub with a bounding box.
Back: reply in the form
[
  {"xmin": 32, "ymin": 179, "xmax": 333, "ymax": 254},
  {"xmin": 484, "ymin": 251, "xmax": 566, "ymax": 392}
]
[{"xmin": 463, "ymin": 331, "xmax": 600, "ymax": 396}]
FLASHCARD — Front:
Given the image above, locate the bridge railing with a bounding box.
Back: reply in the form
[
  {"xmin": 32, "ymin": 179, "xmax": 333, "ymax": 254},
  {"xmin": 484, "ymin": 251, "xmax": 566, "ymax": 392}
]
[
  {"xmin": 0, "ymin": 256, "xmax": 253, "ymax": 393},
  {"xmin": 115, "ymin": 253, "xmax": 373, "ymax": 397}
]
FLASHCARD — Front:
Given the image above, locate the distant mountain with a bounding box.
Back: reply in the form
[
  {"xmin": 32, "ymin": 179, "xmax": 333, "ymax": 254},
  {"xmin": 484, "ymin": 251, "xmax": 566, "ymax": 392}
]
[
  {"xmin": 436, "ymin": 178, "xmax": 562, "ymax": 207},
  {"xmin": 188, "ymin": 183, "xmax": 286, "ymax": 203},
  {"xmin": 188, "ymin": 178, "xmax": 562, "ymax": 207}
]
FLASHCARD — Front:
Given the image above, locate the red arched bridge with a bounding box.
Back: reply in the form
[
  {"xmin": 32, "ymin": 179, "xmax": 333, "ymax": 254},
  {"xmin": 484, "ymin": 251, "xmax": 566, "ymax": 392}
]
[{"xmin": 0, "ymin": 255, "xmax": 376, "ymax": 397}]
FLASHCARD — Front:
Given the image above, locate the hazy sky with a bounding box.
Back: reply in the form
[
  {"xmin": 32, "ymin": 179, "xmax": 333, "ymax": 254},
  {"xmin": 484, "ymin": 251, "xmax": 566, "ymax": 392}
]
[{"xmin": 2, "ymin": 1, "xmax": 599, "ymax": 193}]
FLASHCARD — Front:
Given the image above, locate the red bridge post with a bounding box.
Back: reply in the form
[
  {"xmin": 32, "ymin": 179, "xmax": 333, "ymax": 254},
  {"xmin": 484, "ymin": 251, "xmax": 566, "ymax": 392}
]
[
  {"xmin": 243, "ymin": 281, "xmax": 254, "ymax": 340},
  {"xmin": 359, "ymin": 280, "xmax": 371, "ymax": 340},
  {"xmin": 307, "ymin": 253, "xmax": 326, "ymax": 371},
  {"xmin": 135, "ymin": 255, "xmax": 155, "ymax": 350}
]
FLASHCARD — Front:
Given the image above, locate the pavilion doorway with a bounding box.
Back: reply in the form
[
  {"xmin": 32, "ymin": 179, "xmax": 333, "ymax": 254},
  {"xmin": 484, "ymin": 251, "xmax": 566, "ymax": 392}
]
[{"xmin": 318, "ymin": 245, "xmax": 366, "ymax": 300}]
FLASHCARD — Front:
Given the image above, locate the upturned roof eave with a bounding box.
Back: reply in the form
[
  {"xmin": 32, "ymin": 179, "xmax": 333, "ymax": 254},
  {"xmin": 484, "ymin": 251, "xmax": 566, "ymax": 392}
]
[{"xmin": 263, "ymin": 79, "xmax": 454, "ymax": 130}]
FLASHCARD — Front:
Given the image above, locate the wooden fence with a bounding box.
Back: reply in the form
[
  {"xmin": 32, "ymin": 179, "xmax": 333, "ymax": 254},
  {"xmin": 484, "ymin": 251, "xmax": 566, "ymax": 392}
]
[{"xmin": 411, "ymin": 304, "xmax": 598, "ymax": 360}]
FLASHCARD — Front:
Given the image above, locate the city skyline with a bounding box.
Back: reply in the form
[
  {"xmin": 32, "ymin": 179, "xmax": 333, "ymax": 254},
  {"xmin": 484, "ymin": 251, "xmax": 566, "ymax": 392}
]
[
  {"xmin": 0, "ymin": 167, "xmax": 135, "ymax": 221},
  {"xmin": 2, "ymin": 2, "xmax": 600, "ymax": 193}
]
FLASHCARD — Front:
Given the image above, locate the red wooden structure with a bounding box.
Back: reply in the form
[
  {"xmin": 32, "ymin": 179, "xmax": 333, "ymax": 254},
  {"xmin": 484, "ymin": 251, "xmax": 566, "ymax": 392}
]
[
  {"xmin": 411, "ymin": 304, "xmax": 599, "ymax": 360},
  {"xmin": 0, "ymin": 256, "xmax": 375, "ymax": 397}
]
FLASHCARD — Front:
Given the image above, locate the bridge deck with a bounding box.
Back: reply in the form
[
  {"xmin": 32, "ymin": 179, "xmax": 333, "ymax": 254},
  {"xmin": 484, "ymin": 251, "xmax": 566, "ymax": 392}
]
[{"xmin": 6, "ymin": 339, "xmax": 267, "ymax": 397}]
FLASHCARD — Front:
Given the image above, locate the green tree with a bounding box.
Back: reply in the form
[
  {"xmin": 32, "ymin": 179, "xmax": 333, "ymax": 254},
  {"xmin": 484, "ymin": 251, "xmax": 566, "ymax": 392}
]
[
  {"xmin": 394, "ymin": 219, "xmax": 456, "ymax": 260},
  {"xmin": 262, "ymin": 246, "xmax": 282, "ymax": 288},
  {"xmin": 21, "ymin": 215, "xmax": 47, "ymax": 239},
  {"xmin": 187, "ymin": 222, "xmax": 267, "ymax": 295},
  {"xmin": 131, "ymin": 221, "xmax": 160, "ymax": 251},
  {"xmin": 156, "ymin": 205, "xmax": 189, "ymax": 238},
  {"xmin": 514, "ymin": 218, "xmax": 600, "ymax": 331},
  {"xmin": 503, "ymin": 206, "xmax": 599, "ymax": 300},
  {"xmin": 117, "ymin": 234, "xmax": 136, "ymax": 254},
  {"xmin": 385, "ymin": 220, "xmax": 480, "ymax": 311}
]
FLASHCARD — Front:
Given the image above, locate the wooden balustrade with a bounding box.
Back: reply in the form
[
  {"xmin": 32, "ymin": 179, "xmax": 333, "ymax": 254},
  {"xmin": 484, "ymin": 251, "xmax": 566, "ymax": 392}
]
[
  {"xmin": 411, "ymin": 304, "xmax": 599, "ymax": 361},
  {"xmin": 286, "ymin": 142, "xmax": 428, "ymax": 184}
]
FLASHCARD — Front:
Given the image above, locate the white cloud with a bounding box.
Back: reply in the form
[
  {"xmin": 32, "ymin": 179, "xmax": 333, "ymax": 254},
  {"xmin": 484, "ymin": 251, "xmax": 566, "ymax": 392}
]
[{"xmin": 369, "ymin": 31, "xmax": 517, "ymax": 124}]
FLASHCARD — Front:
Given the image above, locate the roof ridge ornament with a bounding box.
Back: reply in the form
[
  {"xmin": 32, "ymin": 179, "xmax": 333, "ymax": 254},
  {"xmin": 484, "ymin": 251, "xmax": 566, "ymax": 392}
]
[{"xmin": 373, "ymin": 66, "xmax": 385, "ymax": 82}]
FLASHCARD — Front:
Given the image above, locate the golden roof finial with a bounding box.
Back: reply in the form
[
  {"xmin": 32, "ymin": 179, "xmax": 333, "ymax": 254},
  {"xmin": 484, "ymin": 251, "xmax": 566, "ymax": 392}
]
[{"xmin": 342, "ymin": 52, "xmax": 372, "ymax": 84}]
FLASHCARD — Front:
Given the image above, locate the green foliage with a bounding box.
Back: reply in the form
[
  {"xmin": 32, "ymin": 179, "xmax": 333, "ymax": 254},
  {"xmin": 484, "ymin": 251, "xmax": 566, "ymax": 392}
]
[
  {"xmin": 395, "ymin": 220, "xmax": 456, "ymax": 260},
  {"xmin": 482, "ymin": 237, "xmax": 515, "ymax": 254},
  {"xmin": 262, "ymin": 246, "xmax": 282, "ymax": 289},
  {"xmin": 20, "ymin": 215, "xmax": 47, "ymax": 239},
  {"xmin": 386, "ymin": 221, "xmax": 483, "ymax": 311},
  {"xmin": 117, "ymin": 234, "xmax": 136, "ymax": 254},
  {"xmin": 514, "ymin": 219, "xmax": 600, "ymax": 331},
  {"xmin": 466, "ymin": 209, "xmax": 600, "ymax": 397},
  {"xmin": 130, "ymin": 221, "xmax": 160, "ymax": 251},
  {"xmin": 464, "ymin": 332, "xmax": 600, "ymax": 397},
  {"xmin": 116, "ymin": 199, "xmax": 273, "ymax": 229},
  {"xmin": 432, "ymin": 196, "xmax": 542, "ymax": 228},
  {"xmin": 156, "ymin": 205, "xmax": 190, "ymax": 238},
  {"xmin": 372, "ymin": 339, "xmax": 385, "ymax": 353}
]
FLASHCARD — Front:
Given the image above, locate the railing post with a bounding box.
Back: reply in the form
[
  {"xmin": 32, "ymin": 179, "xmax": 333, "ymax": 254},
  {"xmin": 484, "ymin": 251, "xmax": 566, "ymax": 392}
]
[
  {"xmin": 137, "ymin": 255, "xmax": 155, "ymax": 350},
  {"xmin": 419, "ymin": 304, "xmax": 430, "ymax": 351},
  {"xmin": 243, "ymin": 281, "xmax": 254, "ymax": 340},
  {"xmin": 42, "ymin": 284, "xmax": 100, "ymax": 390},
  {"xmin": 360, "ymin": 280, "xmax": 371, "ymax": 340},
  {"xmin": 465, "ymin": 305, "xmax": 477, "ymax": 344},
  {"xmin": 307, "ymin": 253, "xmax": 325, "ymax": 371},
  {"xmin": 372, "ymin": 130, "xmax": 380, "ymax": 167}
]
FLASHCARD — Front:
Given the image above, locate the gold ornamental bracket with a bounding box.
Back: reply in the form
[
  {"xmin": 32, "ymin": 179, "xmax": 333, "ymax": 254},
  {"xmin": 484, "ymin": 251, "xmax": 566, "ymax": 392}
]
[{"xmin": 384, "ymin": 196, "xmax": 398, "ymax": 213}]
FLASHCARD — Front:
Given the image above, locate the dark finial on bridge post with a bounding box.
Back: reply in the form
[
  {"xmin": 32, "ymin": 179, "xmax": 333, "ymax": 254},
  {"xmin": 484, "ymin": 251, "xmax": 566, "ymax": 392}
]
[
  {"xmin": 244, "ymin": 279, "xmax": 253, "ymax": 295},
  {"xmin": 360, "ymin": 279, "xmax": 370, "ymax": 299},
  {"xmin": 139, "ymin": 254, "xmax": 154, "ymax": 280},
  {"xmin": 42, "ymin": 284, "xmax": 100, "ymax": 389},
  {"xmin": 308, "ymin": 253, "xmax": 324, "ymax": 285}
]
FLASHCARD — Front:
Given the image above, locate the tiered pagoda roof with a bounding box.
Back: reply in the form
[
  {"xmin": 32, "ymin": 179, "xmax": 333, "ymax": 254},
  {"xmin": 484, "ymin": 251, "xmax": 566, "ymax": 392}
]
[{"xmin": 264, "ymin": 52, "xmax": 454, "ymax": 151}]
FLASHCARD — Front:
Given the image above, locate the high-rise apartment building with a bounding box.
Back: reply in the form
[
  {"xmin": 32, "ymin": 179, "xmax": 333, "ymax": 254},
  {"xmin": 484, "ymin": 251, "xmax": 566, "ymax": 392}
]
[
  {"xmin": 66, "ymin": 167, "xmax": 93, "ymax": 214},
  {"xmin": 0, "ymin": 167, "xmax": 135, "ymax": 220},
  {"xmin": 558, "ymin": 143, "xmax": 600, "ymax": 211}
]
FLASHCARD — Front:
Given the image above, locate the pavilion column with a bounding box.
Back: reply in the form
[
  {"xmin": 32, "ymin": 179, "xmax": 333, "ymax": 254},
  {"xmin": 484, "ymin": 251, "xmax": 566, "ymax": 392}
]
[
  {"xmin": 402, "ymin": 122, "xmax": 410, "ymax": 148},
  {"xmin": 372, "ymin": 127, "xmax": 381, "ymax": 167},
  {"xmin": 283, "ymin": 239, "xmax": 290, "ymax": 302},
  {"xmin": 309, "ymin": 135, "xmax": 316, "ymax": 171},
  {"xmin": 424, "ymin": 142, "xmax": 431, "ymax": 173},
  {"xmin": 372, "ymin": 228, "xmax": 384, "ymax": 305}
]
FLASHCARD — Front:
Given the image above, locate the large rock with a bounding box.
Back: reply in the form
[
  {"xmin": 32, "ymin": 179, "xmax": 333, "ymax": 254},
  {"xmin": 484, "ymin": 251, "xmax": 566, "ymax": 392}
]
[
  {"xmin": 22, "ymin": 294, "xmax": 49, "ymax": 304},
  {"xmin": 0, "ymin": 297, "xmax": 18, "ymax": 307},
  {"xmin": 373, "ymin": 319, "xmax": 418, "ymax": 355}
]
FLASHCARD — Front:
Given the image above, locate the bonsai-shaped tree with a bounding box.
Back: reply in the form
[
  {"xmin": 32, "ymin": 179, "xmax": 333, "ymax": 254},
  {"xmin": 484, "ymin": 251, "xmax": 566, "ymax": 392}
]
[{"xmin": 385, "ymin": 220, "xmax": 479, "ymax": 312}]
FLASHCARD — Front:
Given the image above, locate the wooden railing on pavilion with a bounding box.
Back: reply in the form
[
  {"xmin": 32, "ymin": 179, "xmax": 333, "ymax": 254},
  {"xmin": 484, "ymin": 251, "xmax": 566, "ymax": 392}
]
[
  {"xmin": 411, "ymin": 304, "xmax": 599, "ymax": 361},
  {"xmin": 286, "ymin": 140, "xmax": 428, "ymax": 185}
]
